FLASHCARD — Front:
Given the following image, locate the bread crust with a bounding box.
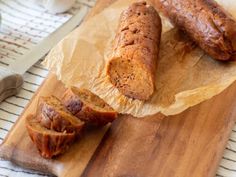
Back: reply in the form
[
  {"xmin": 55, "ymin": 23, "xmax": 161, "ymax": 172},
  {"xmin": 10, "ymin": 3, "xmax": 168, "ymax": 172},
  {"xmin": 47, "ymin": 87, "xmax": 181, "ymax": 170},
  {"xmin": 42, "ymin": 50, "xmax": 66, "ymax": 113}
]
[
  {"xmin": 62, "ymin": 87, "xmax": 117, "ymax": 126},
  {"xmin": 107, "ymin": 1, "xmax": 162, "ymax": 100},
  {"xmin": 155, "ymin": 0, "xmax": 236, "ymax": 60},
  {"xmin": 26, "ymin": 114, "xmax": 75, "ymax": 159}
]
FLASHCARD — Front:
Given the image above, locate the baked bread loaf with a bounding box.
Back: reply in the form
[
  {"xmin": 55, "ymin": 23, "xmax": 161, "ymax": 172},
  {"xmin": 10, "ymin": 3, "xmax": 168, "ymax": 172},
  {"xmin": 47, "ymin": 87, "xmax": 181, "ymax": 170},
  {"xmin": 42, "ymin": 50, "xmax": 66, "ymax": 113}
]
[
  {"xmin": 37, "ymin": 96, "xmax": 84, "ymax": 134},
  {"xmin": 155, "ymin": 0, "xmax": 236, "ymax": 60},
  {"xmin": 26, "ymin": 114, "xmax": 75, "ymax": 158},
  {"xmin": 107, "ymin": 1, "xmax": 162, "ymax": 101},
  {"xmin": 62, "ymin": 87, "xmax": 117, "ymax": 126}
]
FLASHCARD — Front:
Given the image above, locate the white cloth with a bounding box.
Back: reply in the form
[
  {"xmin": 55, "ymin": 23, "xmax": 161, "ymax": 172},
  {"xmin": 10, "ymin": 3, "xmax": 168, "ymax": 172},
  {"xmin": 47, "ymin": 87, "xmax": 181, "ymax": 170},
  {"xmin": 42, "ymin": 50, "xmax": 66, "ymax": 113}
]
[
  {"xmin": 0, "ymin": 0, "xmax": 94, "ymax": 176},
  {"xmin": 0, "ymin": 0, "xmax": 235, "ymax": 176}
]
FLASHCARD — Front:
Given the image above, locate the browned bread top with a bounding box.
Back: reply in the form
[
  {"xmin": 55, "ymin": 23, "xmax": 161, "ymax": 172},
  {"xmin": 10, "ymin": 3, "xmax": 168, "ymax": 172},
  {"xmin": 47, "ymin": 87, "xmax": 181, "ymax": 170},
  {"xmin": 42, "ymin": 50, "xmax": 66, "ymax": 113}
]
[
  {"xmin": 37, "ymin": 95, "xmax": 84, "ymax": 134},
  {"xmin": 107, "ymin": 1, "xmax": 161, "ymax": 100},
  {"xmin": 156, "ymin": 0, "xmax": 236, "ymax": 60},
  {"xmin": 26, "ymin": 114, "xmax": 75, "ymax": 158},
  {"xmin": 62, "ymin": 87, "xmax": 117, "ymax": 126}
]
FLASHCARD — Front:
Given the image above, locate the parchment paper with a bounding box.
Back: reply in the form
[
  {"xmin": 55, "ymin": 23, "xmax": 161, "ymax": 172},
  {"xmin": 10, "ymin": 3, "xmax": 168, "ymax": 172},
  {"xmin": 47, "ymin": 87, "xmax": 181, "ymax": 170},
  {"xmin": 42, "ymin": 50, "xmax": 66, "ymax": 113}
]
[{"xmin": 43, "ymin": 0, "xmax": 236, "ymax": 117}]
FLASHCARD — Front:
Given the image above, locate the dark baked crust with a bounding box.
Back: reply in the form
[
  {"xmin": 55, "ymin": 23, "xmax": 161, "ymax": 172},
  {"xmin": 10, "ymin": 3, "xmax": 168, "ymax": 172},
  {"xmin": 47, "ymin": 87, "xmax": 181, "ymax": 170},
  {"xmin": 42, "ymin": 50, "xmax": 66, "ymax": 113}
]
[
  {"xmin": 107, "ymin": 1, "xmax": 162, "ymax": 100},
  {"xmin": 155, "ymin": 0, "xmax": 236, "ymax": 60},
  {"xmin": 62, "ymin": 87, "xmax": 117, "ymax": 126},
  {"xmin": 26, "ymin": 114, "xmax": 75, "ymax": 159},
  {"xmin": 37, "ymin": 96, "xmax": 84, "ymax": 135}
]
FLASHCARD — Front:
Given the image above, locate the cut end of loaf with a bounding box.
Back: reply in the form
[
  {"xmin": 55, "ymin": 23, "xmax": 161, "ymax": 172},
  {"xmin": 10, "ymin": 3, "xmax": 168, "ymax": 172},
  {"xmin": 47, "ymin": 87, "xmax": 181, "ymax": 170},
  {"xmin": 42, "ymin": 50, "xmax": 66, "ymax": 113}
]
[{"xmin": 107, "ymin": 57, "xmax": 155, "ymax": 101}]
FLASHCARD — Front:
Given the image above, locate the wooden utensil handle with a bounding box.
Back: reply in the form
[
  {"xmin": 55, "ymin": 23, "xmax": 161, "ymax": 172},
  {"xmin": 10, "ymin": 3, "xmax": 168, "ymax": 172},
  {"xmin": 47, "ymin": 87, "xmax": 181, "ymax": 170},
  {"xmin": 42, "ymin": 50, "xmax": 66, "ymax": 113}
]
[{"xmin": 0, "ymin": 66, "xmax": 23, "ymax": 102}]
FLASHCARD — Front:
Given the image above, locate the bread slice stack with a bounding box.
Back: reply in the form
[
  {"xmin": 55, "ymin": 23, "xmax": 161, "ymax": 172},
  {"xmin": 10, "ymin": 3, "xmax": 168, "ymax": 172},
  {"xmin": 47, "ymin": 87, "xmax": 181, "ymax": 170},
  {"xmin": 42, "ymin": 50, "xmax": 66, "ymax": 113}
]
[
  {"xmin": 37, "ymin": 96, "xmax": 84, "ymax": 135},
  {"xmin": 25, "ymin": 87, "xmax": 117, "ymax": 158}
]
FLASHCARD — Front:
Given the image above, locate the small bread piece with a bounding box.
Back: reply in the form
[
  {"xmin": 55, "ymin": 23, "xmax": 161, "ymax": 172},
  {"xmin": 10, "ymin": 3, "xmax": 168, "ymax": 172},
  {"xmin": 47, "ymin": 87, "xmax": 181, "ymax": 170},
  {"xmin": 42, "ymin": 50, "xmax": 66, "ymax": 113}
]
[
  {"xmin": 107, "ymin": 1, "xmax": 162, "ymax": 100},
  {"xmin": 37, "ymin": 96, "xmax": 84, "ymax": 134},
  {"xmin": 26, "ymin": 114, "xmax": 75, "ymax": 158},
  {"xmin": 62, "ymin": 87, "xmax": 117, "ymax": 126},
  {"xmin": 155, "ymin": 0, "xmax": 236, "ymax": 60}
]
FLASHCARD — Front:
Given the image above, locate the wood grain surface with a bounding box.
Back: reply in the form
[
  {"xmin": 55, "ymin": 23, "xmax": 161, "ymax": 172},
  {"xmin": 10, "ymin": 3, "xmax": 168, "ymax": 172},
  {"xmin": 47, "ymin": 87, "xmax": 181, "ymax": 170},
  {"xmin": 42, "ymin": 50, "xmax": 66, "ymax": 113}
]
[
  {"xmin": 82, "ymin": 84, "xmax": 236, "ymax": 177},
  {"xmin": 0, "ymin": 0, "xmax": 236, "ymax": 177}
]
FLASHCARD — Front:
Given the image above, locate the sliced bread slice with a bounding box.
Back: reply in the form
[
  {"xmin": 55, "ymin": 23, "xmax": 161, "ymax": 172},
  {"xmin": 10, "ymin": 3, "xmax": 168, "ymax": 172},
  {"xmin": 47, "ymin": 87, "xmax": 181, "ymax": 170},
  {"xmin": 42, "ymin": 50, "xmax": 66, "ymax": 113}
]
[
  {"xmin": 62, "ymin": 87, "xmax": 118, "ymax": 126},
  {"xmin": 37, "ymin": 95, "xmax": 84, "ymax": 134},
  {"xmin": 26, "ymin": 114, "xmax": 75, "ymax": 158}
]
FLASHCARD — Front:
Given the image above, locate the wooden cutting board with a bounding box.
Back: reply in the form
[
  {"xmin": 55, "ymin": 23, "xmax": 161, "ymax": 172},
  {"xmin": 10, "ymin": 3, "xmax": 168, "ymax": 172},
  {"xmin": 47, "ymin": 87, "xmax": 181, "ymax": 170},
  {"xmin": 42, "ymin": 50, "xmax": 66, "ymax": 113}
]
[{"xmin": 1, "ymin": 0, "xmax": 236, "ymax": 177}]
